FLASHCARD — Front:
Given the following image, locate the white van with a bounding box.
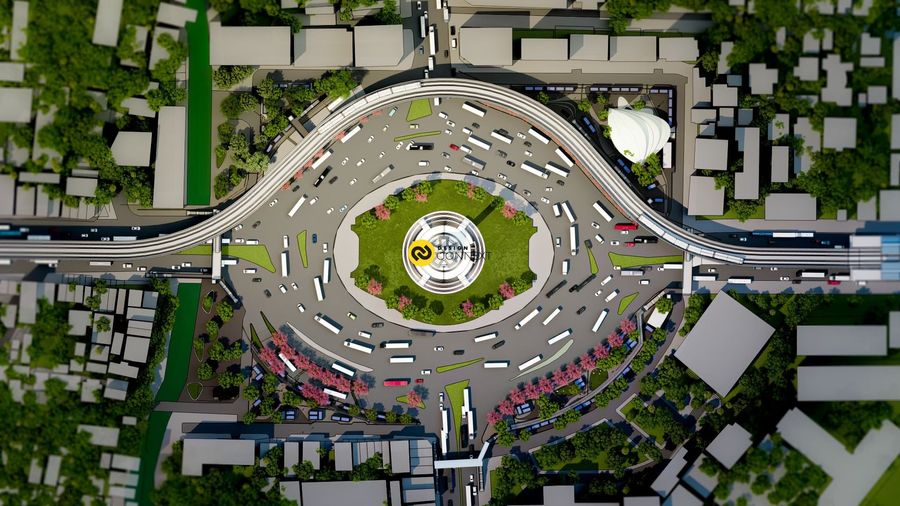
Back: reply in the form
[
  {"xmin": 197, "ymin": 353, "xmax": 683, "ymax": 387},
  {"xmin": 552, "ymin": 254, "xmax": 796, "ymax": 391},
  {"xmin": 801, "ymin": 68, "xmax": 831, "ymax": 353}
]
[
  {"xmin": 242, "ymin": 268, "xmax": 257, "ymax": 274},
  {"xmin": 418, "ymin": 160, "xmax": 430, "ymax": 167},
  {"xmin": 358, "ymin": 331, "xmax": 372, "ymax": 339},
  {"xmin": 562, "ymin": 259, "xmax": 569, "ymax": 276},
  {"xmin": 282, "ymin": 235, "xmax": 289, "ymax": 248}
]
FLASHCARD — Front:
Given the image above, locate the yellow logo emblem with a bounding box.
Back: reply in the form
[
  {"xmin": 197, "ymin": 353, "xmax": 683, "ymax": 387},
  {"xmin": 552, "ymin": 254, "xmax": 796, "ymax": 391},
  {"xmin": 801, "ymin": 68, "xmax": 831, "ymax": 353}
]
[{"xmin": 407, "ymin": 240, "xmax": 435, "ymax": 267}]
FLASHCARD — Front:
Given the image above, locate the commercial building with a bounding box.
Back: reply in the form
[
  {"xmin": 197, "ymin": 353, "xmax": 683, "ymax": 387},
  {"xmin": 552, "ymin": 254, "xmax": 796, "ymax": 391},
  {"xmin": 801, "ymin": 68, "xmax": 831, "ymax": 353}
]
[
  {"xmin": 674, "ymin": 292, "xmax": 774, "ymax": 396},
  {"xmin": 764, "ymin": 193, "xmax": 817, "ymax": 220},
  {"xmin": 687, "ymin": 176, "xmax": 724, "ymax": 216},
  {"xmin": 705, "ymin": 424, "xmax": 752, "ymax": 469},
  {"xmin": 459, "ymin": 28, "xmax": 512, "ymax": 66},
  {"xmin": 292, "ymin": 28, "xmax": 353, "ymax": 68},
  {"xmin": 797, "ymin": 325, "xmax": 887, "ymax": 356},
  {"xmin": 798, "ymin": 366, "xmax": 900, "ymax": 401},
  {"xmin": 181, "ymin": 439, "xmax": 256, "ymax": 476},
  {"xmin": 354, "ymin": 25, "xmax": 405, "ymax": 67},
  {"xmin": 607, "ymin": 108, "xmax": 671, "ymax": 164},
  {"xmin": 209, "ymin": 22, "xmax": 291, "ymax": 66},
  {"xmin": 153, "ymin": 106, "xmax": 186, "ymax": 209}
]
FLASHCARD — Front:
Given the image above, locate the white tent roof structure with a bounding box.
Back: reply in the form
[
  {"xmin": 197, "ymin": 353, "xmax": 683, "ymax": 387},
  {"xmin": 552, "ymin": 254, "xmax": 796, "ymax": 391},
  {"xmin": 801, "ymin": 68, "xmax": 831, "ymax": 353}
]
[{"xmin": 607, "ymin": 108, "xmax": 671, "ymax": 164}]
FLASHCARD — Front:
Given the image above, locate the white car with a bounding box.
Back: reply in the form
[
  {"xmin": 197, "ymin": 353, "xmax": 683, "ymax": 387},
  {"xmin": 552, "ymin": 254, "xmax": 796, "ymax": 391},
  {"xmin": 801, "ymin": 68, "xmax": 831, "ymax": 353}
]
[
  {"xmin": 779, "ymin": 276, "xmax": 790, "ymax": 281},
  {"xmin": 555, "ymin": 237, "xmax": 561, "ymax": 248},
  {"xmin": 279, "ymin": 284, "xmax": 287, "ymax": 294},
  {"xmin": 339, "ymin": 204, "xmax": 348, "ymax": 213},
  {"xmin": 326, "ymin": 207, "xmax": 334, "ymax": 214},
  {"xmin": 620, "ymin": 230, "xmax": 630, "ymax": 235},
  {"xmin": 382, "ymin": 125, "xmax": 389, "ymax": 132},
  {"xmin": 524, "ymin": 150, "xmax": 533, "ymax": 157},
  {"xmin": 309, "ymin": 196, "xmax": 319, "ymax": 205},
  {"xmin": 341, "ymin": 156, "xmax": 350, "ymax": 166},
  {"xmin": 409, "ymin": 124, "xmax": 419, "ymax": 130},
  {"xmin": 594, "ymin": 288, "xmax": 603, "ymax": 296},
  {"xmin": 367, "ymin": 135, "xmax": 375, "ymax": 143},
  {"xmin": 444, "ymin": 166, "xmax": 453, "ymax": 172},
  {"xmin": 444, "ymin": 129, "xmax": 452, "ymax": 135},
  {"xmin": 234, "ymin": 224, "xmax": 243, "ymax": 231},
  {"xmin": 123, "ymin": 263, "xmax": 132, "ymax": 268},
  {"xmin": 540, "ymin": 197, "xmax": 550, "ymax": 204},
  {"xmin": 545, "ymin": 186, "xmax": 553, "ymax": 192},
  {"xmin": 297, "ymin": 303, "xmax": 306, "ymax": 312},
  {"xmin": 268, "ymin": 198, "xmax": 278, "ymax": 207},
  {"xmin": 420, "ymin": 369, "xmax": 432, "ymax": 375},
  {"xmin": 439, "ymin": 112, "xmax": 448, "ymax": 119},
  {"xmin": 378, "ymin": 151, "xmax": 386, "ymax": 159},
  {"xmin": 498, "ymin": 173, "xmax": 508, "ymax": 180},
  {"xmin": 323, "ymin": 243, "xmax": 329, "ymax": 253},
  {"xmin": 347, "ymin": 312, "xmax": 357, "ymax": 320},
  {"xmin": 639, "ymin": 279, "xmax": 650, "ymax": 285},
  {"xmin": 137, "ymin": 266, "xmax": 147, "ymax": 272},
  {"xmin": 349, "ymin": 178, "xmax": 357, "ymax": 185},
  {"xmin": 610, "ymin": 240, "xmax": 620, "ymax": 246},
  {"xmin": 591, "ymin": 221, "xmax": 600, "ymax": 229},
  {"xmin": 516, "ymin": 132, "xmax": 526, "ymax": 139},
  {"xmin": 396, "ymin": 142, "xmax": 403, "ymax": 150},
  {"xmin": 446, "ymin": 120, "xmax": 455, "ymax": 127},
  {"xmin": 291, "ymin": 282, "xmax": 299, "ymax": 290},
  {"xmin": 355, "ymin": 158, "xmax": 365, "ymax": 167},
  {"xmin": 434, "ymin": 346, "xmax": 444, "ymax": 351},
  {"xmin": 131, "ymin": 226, "xmax": 141, "ymax": 231}
]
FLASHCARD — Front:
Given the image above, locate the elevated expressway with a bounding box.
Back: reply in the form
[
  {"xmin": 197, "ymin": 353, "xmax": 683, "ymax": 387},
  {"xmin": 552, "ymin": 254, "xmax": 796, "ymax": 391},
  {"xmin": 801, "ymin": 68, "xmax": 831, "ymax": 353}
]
[{"xmin": 0, "ymin": 79, "xmax": 886, "ymax": 268}]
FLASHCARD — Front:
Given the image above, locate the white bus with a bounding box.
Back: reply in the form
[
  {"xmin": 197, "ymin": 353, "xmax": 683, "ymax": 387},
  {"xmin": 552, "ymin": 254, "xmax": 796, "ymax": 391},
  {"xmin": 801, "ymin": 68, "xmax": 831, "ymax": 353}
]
[
  {"xmin": 527, "ymin": 127, "xmax": 550, "ymax": 144},
  {"xmin": 604, "ymin": 289, "xmax": 619, "ymax": 303},
  {"xmin": 462, "ymin": 155, "xmax": 485, "ymax": 170},
  {"xmin": 693, "ymin": 274, "xmax": 718, "ymax": 281},
  {"xmin": 490, "ymin": 130, "xmax": 513, "ymax": 144},
  {"xmin": 331, "ymin": 362, "xmax": 357, "ymax": 377},
  {"xmin": 281, "ymin": 252, "xmax": 289, "ymax": 278},
  {"xmin": 548, "ymin": 329, "xmax": 572, "ymax": 345},
  {"xmin": 473, "ymin": 332, "xmax": 498, "ymax": 343},
  {"xmin": 311, "ymin": 149, "xmax": 332, "ymax": 170},
  {"xmin": 372, "ymin": 164, "xmax": 394, "ymax": 184},
  {"xmin": 562, "ymin": 201, "xmax": 575, "ymax": 223},
  {"xmin": 542, "ymin": 306, "xmax": 562, "ymax": 325},
  {"xmin": 288, "ymin": 194, "xmax": 308, "ymax": 217},
  {"xmin": 112, "ymin": 236, "xmax": 137, "ymax": 242},
  {"xmin": 89, "ymin": 261, "xmax": 113, "ymax": 266},
  {"xmin": 484, "ymin": 361, "xmax": 509, "ymax": 369},
  {"xmin": 518, "ymin": 354, "xmax": 543, "ymax": 371},
  {"xmin": 222, "ymin": 258, "xmax": 238, "ymax": 266},
  {"xmin": 593, "ymin": 201, "xmax": 613, "ymax": 222},
  {"xmin": 314, "ymin": 313, "xmax": 341, "ymax": 334},
  {"xmin": 383, "ymin": 340, "xmax": 412, "ymax": 349},
  {"xmin": 569, "ymin": 225, "xmax": 578, "ymax": 256},
  {"xmin": 555, "ymin": 147, "xmax": 574, "ymax": 167},
  {"xmin": 592, "ymin": 309, "xmax": 609, "ymax": 333},
  {"xmin": 514, "ymin": 307, "xmax": 541, "ymax": 330},
  {"xmin": 389, "ymin": 356, "xmax": 415, "ymax": 364},
  {"xmin": 324, "ymin": 387, "xmax": 348, "ymax": 400},
  {"xmin": 343, "ymin": 339, "xmax": 375, "ymax": 354},
  {"xmin": 278, "ymin": 352, "xmax": 297, "ymax": 373},
  {"xmin": 552, "ymin": 203, "xmax": 561, "ymax": 217},
  {"xmin": 314, "ymin": 276, "xmax": 324, "ymax": 301},
  {"xmin": 323, "ymin": 258, "xmax": 331, "ymax": 284},
  {"xmin": 544, "ymin": 161, "xmax": 570, "ymax": 178},
  {"xmin": 467, "ymin": 135, "xmax": 492, "ymax": 151},
  {"xmin": 728, "ymin": 277, "xmax": 753, "ymax": 285},
  {"xmin": 429, "ymin": 26, "xmax": 436, "ymax": 55},
  {"xmin": 520, "ymin": 161, "xmax": 549, "ymax": 179},
  {"xmin": 340, "ymin": 124, "xmax": 362, "ymax": 143},
  {"xmin": 801, "ymin": 270, "xmax": 827, "ymax": 279},
  {"xmin": 419, "ymin": 16, "xmax": 426, "ymax": 38},
  {"xmin": 462, "ymin": 101, "xmax": 486, "ymax": 117},
  {"xmin": 663, "ymin": 262, "xmax": 683, "ymax": 270}
]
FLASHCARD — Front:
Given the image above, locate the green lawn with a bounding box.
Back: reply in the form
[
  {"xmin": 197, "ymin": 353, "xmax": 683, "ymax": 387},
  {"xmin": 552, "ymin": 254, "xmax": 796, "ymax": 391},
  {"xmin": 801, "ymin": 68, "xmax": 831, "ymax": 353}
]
[
  {"xmin": 436, "ymin": 358, "xmax": 483, "ymax": 373},
  {"xmin": 589, "ymin": 369, "xmax": 607, "ymax": 389},
  {"xmin": 178, "ymin": 244, "xmax": 276, "ymax": 272},
  {"xmin": 621, "ymin": 398, "xmax": 666, "ymax": 443},
  {"xmin": 155, "ymin": 284, "xmax": 201, "ymax": 402},
  {"xmin": 187, "ymin": 383, "xmax": 203, "ymax": 400},
  {"xmin": 618, "ymin": 292, "xmax": 639, "ymax": 315},
  {"xmin": 395, "ymin": 394, "xmax": 426, "ymax": 409},
  {"xmin": 393, "ymin": 130, "xmax": 442, "ymax": 142},
  {"xmin": 406, "ymin": 98, "xmax": 433, "ymax": 121},
  {"xmin": 862, "ymin": 455, "xmax": 900, "ymax": 506},
  {"xmin": 352, "ymin": 180, "xmax": 536, "ymax": 324},
  {"xmin": 445, "ymin": 380, "xmax": 470, "ymax": 450},
  {"xmin": 542, "ymin": 451, "xmax": 611, "ymax": 471},
  {"xmin": 185, "ymin": 0, "xmax": 211, "ymax": 205},
  {"xmin": 587, "ymin": 246, "xmax": 599, "ymax": 275},
  {"xmin": 297, "ymin": 230, "xmax": 309, "ymax": 268},
  {"xmin": 136, "ymin": 411, "xmax": 172, "ymax": 506},
  {"xmin": 608, "ymin": 252, "xmax": 682, "ymax": 269}
]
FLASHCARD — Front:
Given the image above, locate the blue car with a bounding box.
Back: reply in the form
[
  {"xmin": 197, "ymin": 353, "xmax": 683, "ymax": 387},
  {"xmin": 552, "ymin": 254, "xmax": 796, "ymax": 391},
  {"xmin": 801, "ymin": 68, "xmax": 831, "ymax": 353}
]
[{"xmin": 312, "ymin": 233, "xmax": 317, "ymax": 244}]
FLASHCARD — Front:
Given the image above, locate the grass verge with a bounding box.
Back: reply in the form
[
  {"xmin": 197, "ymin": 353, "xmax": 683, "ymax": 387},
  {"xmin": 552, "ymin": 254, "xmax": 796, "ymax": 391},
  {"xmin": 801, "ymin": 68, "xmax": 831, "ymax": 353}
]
[
  {"xmin": 396, "ymin": 394, "xmax": 426, "ymax": 409},
  {"xmin": 621, "ymin": 398, "xmax": 666, "ymax": 443},
  {"xmin": 445, "ymin": 380, "xmax": 470, "ymax": 449},
  {"xmin": 297, "ymin": 230, "xmax": 308, "ymax": 268},
  {"xmin": 249, "ymin": 323, "xmax": 263, "ymax": 350},
  {"xmin": 406, "ymin": 98, "xmax": 433, "ymax": 121},
  {"xmin": 136, "ymin": 411, "xmax": 171, "ymax": 506},
  {"xmin": 393, "ymin": 130, "xmax": 442, "ymax": 142},
  {"xmin": 587, "ymin": 247, "xmax": 599, "ymax": 275},
  {"xmin": 436, "ymin": 358, "xmax": 483, "ymax": 373},
  {"xmin": 179, "ymin": 244, "xmax": 276, "ymax": 272},
  {"xmin": 618, "ymin": 292, "xmax": 639, "ymax": 315},
  {"xmin": 155, "ymin": 284, "xmax": 201, "ymax": 402},
  {"xmin": 863, "ymin": 456, "xmax": 900, "ymax": 505},
  {"xmin": 185, "ymin": 0, "xmax": 211, "ymax": 205},
  {"xmin": 187, "ymin": 383, "xmax": 203, "ymax": 400},
  {"xmin": 608, "ymin": 252, "xmax": 682, "ymax": 269}
]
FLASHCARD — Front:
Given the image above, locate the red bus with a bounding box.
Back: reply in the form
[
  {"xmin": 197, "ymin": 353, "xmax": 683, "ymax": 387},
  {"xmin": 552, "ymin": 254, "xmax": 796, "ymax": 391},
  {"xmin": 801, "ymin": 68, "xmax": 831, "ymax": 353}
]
[
  {"xmin": 383, "ymin": 379, "xmax": 410, "ymax": 387},
  {"xmin": 614, "ymin": 223, "xmax": 638, "ymax": 231}
]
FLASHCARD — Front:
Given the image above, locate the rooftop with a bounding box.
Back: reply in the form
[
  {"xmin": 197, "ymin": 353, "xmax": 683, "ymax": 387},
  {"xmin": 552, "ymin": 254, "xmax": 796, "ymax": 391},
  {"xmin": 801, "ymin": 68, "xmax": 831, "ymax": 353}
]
[
  {"xmin": 292, "ymin": 28, "xmax": 353, "ymax": 68},
  {"xmin": 209, "ymin": 22, "xmax": 291, "ymax": 66},
  {"xmin": 609, "ymin": 36, "xmax": 657, "ymax": 62},
  {"xmin": 705, "ymin": 423, "xmax": 752, "ymax": 469},
  {"xmin": 111, "ymin": 131, "xmax": 153, "ymax": 167},
  {"xmin": 765, "ymin": 193, "xmax": 817, "ymax": 221},
  {"xmin": 674, "ymin": 292, "xmax": 774, "ymax": 396},
  {"xmin": 354, "ymin": 25, "xmax": 404, "ymax": 67},
  {"xmin": 687, "ymin": 176, "xmax": 724, "ymax": 216},
  {"xmin": 181, "ymin": 439, "xmax": 255, "ymax": 476},
  {"xmin": 568, "ymin": 34, "xmax": 608, "ymax": 61},
  {"xmin": 301, "ymin": 480, "xmax": 388, "ymax": 506},
  {"xmin": 459, "ymin": 27, "xmax": 512, "ymax": 66}
]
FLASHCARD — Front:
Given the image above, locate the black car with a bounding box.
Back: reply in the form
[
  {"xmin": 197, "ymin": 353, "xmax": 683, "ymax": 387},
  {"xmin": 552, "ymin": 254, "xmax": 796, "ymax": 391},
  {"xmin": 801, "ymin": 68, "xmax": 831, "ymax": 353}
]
[
  {"xmin": 371, "ymin": 321, "xmax": 385, "ymax": 328},
  {"xmin": 252, "ymin": 220, "xmax": 261, "ymax": 228},
  {"xmin": 576, "ymin": 306, "xmax": 587, "ymax": 315},
  {"xmin": 497, "ymin": 150, "xmax": 507, "ymax": 159},
  {"xmin": 471, "ymin": 122, "xmax": 480, "ymax": 129},
  {"xmin": 524, "ymin": 141, "xmax": 532, "ymax": 147},
  {"xmin": 634, "ymin": 236, "xmax": 658, "ymax": 244},
  {"xmin": 491, "ymin": 340, "xmax": 505, "ymax": 350},
  {"xmin": 252, "ymin": 278, "xmax": 262, "ymax": 282},
  {"xmin": 506, "ymin": 160, "xmax": 515, "ymax": 166},
  {"xmin": 328, "ymin": 176, "xmax": 338, "ymax": 184},
  {"xmin": 556, "ymin": 179, "xmax": 565, "ymax": 186},
  {"xmin": 409, "ymin": 143, "xmax": 434, "ymax": 150},
  {"xmin": 453, "ymin": 349, "xmax": 465, "ymax": 355},
  {"xmin": 264, "ymin": 289, "xmax": 272, "ymax": 297},
  {"xmin": 292, "ymin": 185, "xmax": 300, "ymax": 192}
]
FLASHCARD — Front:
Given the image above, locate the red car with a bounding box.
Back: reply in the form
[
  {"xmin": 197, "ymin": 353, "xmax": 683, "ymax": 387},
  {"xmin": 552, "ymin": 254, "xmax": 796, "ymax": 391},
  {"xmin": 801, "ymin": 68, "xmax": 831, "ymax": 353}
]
[
  {"xmin": 614, "ymin": 223, "xmax": 638, "ymax": 231},
  {"xmin": 827, "ymin": 280, "xmax": 841, "ymax": 286},
  {"xmin": 415, "ymin": 378, "xmax": 424, "ymax": 384},
  {"xmin": 449, "ymin": 144, "xmax": 460, "ymax": 151},
  {"xmin": 625, "ymin": 242, "xmax": 636, "ymax": 248}
]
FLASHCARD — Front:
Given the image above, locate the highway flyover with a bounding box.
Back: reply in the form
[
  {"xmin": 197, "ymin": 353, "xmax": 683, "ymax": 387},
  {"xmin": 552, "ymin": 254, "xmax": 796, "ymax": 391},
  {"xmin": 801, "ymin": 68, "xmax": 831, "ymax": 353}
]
[{"xmin": 0, "ymin": 78, "xmax": 886, "ymax": 268}]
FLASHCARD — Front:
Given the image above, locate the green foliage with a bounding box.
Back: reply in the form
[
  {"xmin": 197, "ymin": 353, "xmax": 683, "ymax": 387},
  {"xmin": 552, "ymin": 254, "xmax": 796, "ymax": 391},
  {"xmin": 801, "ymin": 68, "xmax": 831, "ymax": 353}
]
[
  {"xmin": 655, "ymin": 297, "xmax": 674, "ymax": 314},
  {"xmin": 212, "ymin": 0, "xmax": 303, "ymax": 31},
  {"xmin": 375, "ymin": 0, "xmax": 402, "ymax": 24},
  {"xmin": 262, "ymin": 374, "xmax": 280, "ymax": 395},
  {"xmin": 492, "ymin": 456, "xmax": 542, "ymax": 503},
  {"xmin": 197, "ymin": 362, "xmax": 215, "ymax": 381},
  {"xmin": 206, "ymin": 319, "xmax": 220, "ymax": 339},
  {"xmin": 94, "ymin": 316, "xmax": 112, "ymax": 333},
  {"xmin": 213, "ymin": 65, "xmax": 255, "ymax": 89},
  {"xmin": 208, "ymin": 340, "xmax": 243, "ymax": 362},
  {"xmin": 639, "ymin": 358, "xmax": 709, "ymax": 410},
  {"xmin": 215, "ymin": 166, "xmax": 246, "ymax": 199},
  {"xmin": 221, "ymin": 93, "xmax": 258, "ymax": 119},
  {"xmin": 536, "ymin": 91, "xmax": 550, "ymax": 104},
  {"xmin": 202, "ymin": 294, "xmax": 214, "ymax": 312},
  {"xmin": 536, "ymin": 394, "xmax": 560, "ymax": 419},
  {"xmin": 29, "ymin": 299, "xmax": 74, "ymax": 367},
  {"xmin": 679, "ymin": 293, "xmax": 711, "ymax": 336},
  {"xmin": 577, "ymin": 99, "xmax": 592, "ymax": 113},
  {"xmin": 314, "ymin": 69, "xmax": 358, "ymax": 100},
  {"xmin": 243, "ymin": 384, "xmax": 260, "ymax": 401},
  {"xmin": 216, "ymin": 302, "xmax": 235, "ymax": 322},
  {"xmin": 630, "ymin": 152, "xmax": 662, "ymax": 186}
]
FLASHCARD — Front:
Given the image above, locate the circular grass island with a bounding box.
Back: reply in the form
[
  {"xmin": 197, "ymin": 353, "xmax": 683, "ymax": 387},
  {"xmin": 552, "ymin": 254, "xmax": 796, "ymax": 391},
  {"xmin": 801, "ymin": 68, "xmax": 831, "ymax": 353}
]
[{"xmin": 351, "ymin": 179, "xmax": 537, "ymax": 325}]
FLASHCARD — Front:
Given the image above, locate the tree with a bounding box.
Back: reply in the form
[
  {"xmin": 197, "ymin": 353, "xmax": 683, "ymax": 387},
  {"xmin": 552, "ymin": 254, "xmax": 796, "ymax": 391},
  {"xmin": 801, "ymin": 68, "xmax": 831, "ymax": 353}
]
[
  {"xmin": 358, "ymin": 211, "xmax": 377, "ymax": 229},
  {"xmin": 216, "ymin": 302, "xmax": 234, "ymax": 322},
  {"xmin": 197, "ymin": 362, "xmax": 215, "ymax": 381},
  {"xmin": 655, "ymin": 297, "xmax": 674, "ymax": 314},
  {"xmin": 383, "ymin": 194, "xmax": 400, "ymax": 210},
  {"xmin": 374, "ymin": 204, "xmax": 390, "ymax": 220},
  {"xmin": 499, "ymin": 282, "xmax": 515, "ymax": 299},
  {"xmin": 314, "ymin": 69, "xmax": 357, "ymax": 100},
  {"xmin": 206, "ymin": 319, "xmax": 220, "ymax": 339},
  {"xmin": 94, "ymin": 316, "xmax": 111, "ymax": 333},
  {"xmin": 536, "ymin": 91, "xmax": 550, "ymax": 104},
  {"xmin": 218, "ymin": 371, "xmax": 243, "ymax": 389},
  {"xmin": 366, "ymin": 278, "xmax": 383, "ymax": 296},
  {"xmin": 501, "ymin": 201, "xmax": 517, "ymax": 219},
  {"xmin": 292, "ymin": 460, "xmax": 315, "ymax": 480},
  {"xmin": 242, "ymin": 384, "xmax": 260, "ymax": 401},
  {"xmin": 375, "ymin": 0, "xmax": 402, "ymax": 24},
  {"xmin": 213, "ymin": 65, "xmax": 254, "ymax": 89},
  {"xmin": 262, "ymin": 374, "xmax": 279, "ymax": 395},
  {"xmin": 220, "ymin": 92, "xmax": 258, "ymax": 119},
  {"xmin": 577, "ymin": 99, "xmax": 592, "ymax": 113}
]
